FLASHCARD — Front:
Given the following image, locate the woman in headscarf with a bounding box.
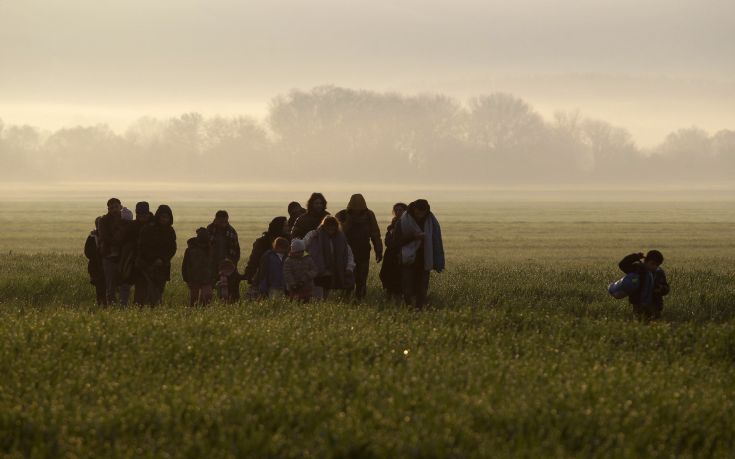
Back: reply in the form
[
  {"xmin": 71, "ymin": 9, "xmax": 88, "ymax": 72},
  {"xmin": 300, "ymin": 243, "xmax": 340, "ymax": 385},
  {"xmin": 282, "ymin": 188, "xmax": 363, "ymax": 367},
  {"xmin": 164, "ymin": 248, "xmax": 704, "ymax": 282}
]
[
  {"xmin": 136, "ymin": 204, "xmax": 177, "ymax": 306},
  {"xmin": 379, "ymin": 202, "xmax": 408, "ymax": 301},
  {"xmin": 303, "ymin": 216, "xmax": 355, "ymax": 300}
]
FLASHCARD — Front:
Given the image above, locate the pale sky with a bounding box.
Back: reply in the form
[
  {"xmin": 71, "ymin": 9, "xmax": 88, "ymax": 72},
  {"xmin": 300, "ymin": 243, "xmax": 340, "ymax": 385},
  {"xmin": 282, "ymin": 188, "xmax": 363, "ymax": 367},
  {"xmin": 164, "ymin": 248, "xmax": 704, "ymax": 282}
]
[{"xmin": 1, "ymin": 0, "xmax": 733, "ymax": 146}]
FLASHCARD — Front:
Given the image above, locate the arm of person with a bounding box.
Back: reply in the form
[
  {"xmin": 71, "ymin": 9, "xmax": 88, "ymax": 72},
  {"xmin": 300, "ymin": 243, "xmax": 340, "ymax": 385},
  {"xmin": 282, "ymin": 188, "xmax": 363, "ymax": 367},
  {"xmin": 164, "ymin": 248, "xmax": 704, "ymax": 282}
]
[
  {"xmin": 243, "ymin": 240, "xmax": 263, "ymax": 282},
  {"xmin": 181, "ymin": 249, "xmax": 190, "ymax": 283},
  {"xmin": 257, "ymin": 252, "xmax": 270, "ymax": 293},
  {"xmin": 369, "ymin": 211, "xmax": 384, "ymax": 261}
]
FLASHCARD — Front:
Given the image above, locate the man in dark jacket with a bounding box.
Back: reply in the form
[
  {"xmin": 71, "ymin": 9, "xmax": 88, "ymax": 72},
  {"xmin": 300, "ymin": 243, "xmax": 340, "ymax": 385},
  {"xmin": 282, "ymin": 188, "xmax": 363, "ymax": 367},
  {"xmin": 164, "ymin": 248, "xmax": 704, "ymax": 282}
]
[
  {"xmin": 335, "ymin": 194, "xmax": 384, "ymax": 299},
  {"xmin": 121, "ymin": 201, "xmax": 154, "ymax": 305},
  {"xmin": 97, "ymin": 197, "xmax": 123, "ymax": 305},
  {"xmin": 84, "ymin": 217, "xmax": 106, "ymax": 305},
  {"xmin": 618, "ymin": 250, "xmax": 670, "ymax": 321},
  {"xmin": 207, "ymin": 210, "xmax": 241, "ymax": 301},
  {"xmin": 137, "ymin": 204, "xmax": 177, "ymax": 306},
  {"xmin": 291, "ymin": 193, "xmax": 330, "ymax": 239}
]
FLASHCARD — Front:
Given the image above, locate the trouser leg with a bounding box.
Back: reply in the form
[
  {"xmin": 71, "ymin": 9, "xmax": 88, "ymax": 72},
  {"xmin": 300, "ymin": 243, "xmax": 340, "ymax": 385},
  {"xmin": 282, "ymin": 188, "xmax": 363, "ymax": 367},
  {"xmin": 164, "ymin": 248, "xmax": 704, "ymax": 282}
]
[
  {"xmin": 201, "ymin": 285, "xmax": 213, "ymax": 305},
  {"xmin": 414, "ymin": 268, "xmax": 430, "ymax": 309},
  {"xmin": 133, "ymin": 274, "xmax": 148, "ymax": 306},
  {"xmin": 354, "ymin": 259, "xmax": 369, "ymax": 299},
  {"xmin": 228, "ymin": 272, "xmax": 240, "ymax": 302},
  {"xmin": 102, "ymin": 259, "xmax": 119, "ymax": 305},
  {"xmin": 119, "ymin": 283, "xmax": 131, "ymax": 306},
  {"xmin": 94, "ymin": 281, "xmax": 107, "ymax": 305},
  {"xmin": 402, "ymin": 266, "xmax": 415, "ymax": 307}
]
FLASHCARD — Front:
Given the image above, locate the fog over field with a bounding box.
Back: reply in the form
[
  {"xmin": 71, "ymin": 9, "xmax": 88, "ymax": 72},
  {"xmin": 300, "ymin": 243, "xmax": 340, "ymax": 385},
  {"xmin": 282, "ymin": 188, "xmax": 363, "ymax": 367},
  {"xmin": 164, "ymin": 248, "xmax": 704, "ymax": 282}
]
[{"xmin": 1, "ymin": 0, "xmax": 733, "ymax": 190}]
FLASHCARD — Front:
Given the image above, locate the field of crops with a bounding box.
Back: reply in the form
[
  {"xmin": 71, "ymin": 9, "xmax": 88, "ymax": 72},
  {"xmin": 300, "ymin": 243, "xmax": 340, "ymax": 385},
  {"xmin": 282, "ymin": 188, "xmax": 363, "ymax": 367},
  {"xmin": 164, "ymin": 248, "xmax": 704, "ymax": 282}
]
[{"xmin": 1, "ymin": 200, "xmax": 734, "ymax": 457}]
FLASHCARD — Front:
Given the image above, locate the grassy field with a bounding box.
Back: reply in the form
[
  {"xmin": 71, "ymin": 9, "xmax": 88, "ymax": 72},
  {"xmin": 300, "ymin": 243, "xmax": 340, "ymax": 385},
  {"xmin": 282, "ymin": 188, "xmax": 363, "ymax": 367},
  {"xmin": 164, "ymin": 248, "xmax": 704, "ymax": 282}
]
[{"xmin": 1, "ymin": 200, "xmax": 734, "ymax": 457}]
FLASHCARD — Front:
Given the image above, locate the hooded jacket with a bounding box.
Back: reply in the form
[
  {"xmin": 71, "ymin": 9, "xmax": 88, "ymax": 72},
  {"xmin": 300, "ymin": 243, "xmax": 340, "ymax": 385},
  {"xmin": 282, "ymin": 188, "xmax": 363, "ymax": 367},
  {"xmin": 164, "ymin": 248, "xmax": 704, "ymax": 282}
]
[
  {"xmin": 137, "ymin": 205, "xmax": 177, "ymax": 281},
  {"xmin": 335, "ymin": 194, "xmax": 383, "ymax": 261},
  {"xmin": 291, "ymin": 193, "xmax": 330, "ymax": 239},
  {"xmin": 182, "ymin": 234, "xmax": 214, "ymax": 284}
]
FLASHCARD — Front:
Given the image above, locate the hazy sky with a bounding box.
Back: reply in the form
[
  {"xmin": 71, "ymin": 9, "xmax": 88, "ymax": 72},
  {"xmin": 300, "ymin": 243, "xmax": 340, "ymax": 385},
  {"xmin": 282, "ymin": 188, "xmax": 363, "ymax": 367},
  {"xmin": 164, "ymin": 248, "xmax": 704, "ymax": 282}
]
[{"xmin": 1, "ymin": 0, "xmax": 733, "ymax": 146}]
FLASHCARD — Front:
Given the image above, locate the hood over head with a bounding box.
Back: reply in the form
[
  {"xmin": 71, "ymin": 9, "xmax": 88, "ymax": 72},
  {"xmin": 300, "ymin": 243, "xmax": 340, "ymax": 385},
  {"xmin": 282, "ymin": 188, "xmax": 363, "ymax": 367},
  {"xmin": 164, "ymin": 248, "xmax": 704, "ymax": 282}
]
[
  {"xmin": 347, "ymin": 194, "xmax": 368, "ymax": 212},
  {"xmin": 288, "ymin": 201, "xmax": 305, "ymax": 215}
]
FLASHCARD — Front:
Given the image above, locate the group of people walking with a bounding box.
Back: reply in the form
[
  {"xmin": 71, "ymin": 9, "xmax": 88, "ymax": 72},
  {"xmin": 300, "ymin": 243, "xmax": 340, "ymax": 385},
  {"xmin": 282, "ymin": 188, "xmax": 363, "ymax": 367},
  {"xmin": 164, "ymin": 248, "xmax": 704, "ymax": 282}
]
[{"xmin": 84, "ymin": 193, "xmax": 445, "ymax": 308}]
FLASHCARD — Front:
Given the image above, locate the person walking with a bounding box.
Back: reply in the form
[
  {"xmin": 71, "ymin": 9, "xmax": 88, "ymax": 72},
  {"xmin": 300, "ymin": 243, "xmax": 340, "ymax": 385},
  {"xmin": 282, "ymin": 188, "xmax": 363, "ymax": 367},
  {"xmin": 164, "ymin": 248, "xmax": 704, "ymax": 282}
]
[
  {"xmin": 136, "ymin": 204, "xmax": 177, "ymax": 305},
  {"xmin": 291, "ymin": 193, "xmax": 329, "ymax": 239},
  {"xmin": 335, "ymin": 194, "xmax": 383, "ymax": 299},
  {"xmin": 379, "ymin": 202, "xmax": 408, "ymax": 300},
  {"xmin": 206, "ymin": 210, "xmax": 241, "ymax": 301},
  {"xmin": 304, "ymin": 216, "xmax": 355, "ymax": 299}
]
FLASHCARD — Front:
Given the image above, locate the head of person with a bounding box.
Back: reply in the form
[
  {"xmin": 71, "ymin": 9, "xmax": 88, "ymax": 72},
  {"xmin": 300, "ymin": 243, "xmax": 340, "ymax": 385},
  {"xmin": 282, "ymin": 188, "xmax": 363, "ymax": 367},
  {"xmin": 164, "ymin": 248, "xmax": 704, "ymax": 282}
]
[
  {"xmin": 155, "ymin": 205, "xmax": 173, "ymax": 227},
  {"xmin": 393, "ymin": 202, "xmax": 408, "ymax": 219},
  {"xmin": 267, "ymin": 216, "xmax": 289, "ymax": 237},
  {"xmin": 135, "ymin": 201, "xmax": 151, "ymax": 222},
  {"xmin": 214, "ymin": 210, "xmax": 229, "ymax": 229},
  {"xmin": 107, "ymin": 198, "xmax": 122, "ymax": 216},
  {"xmin": 410, "ymin": 199, "xmax": 430, "ymax": 221},
  {"xmin": 120, "ymin": 207, "xmax": 133, "ymax": 222},
  {"xmin": 273, "ymin": 237, "xmax": 290, "ymax": 255},
  {"xmin": 307, "ymin": 193, "xmax": 327, "ymax": 214},
  {"xmin": 290, "ymin": 238, "xmax": 305, "ymax": 257},
  {"xmin": 94, "ymin": 216, "xmax": 102, "ymax": 231},
  {"xmin": 346, "ymin": 194, "xmax": 368, "ymax": 215},
  {"xmin": 644, "ymin": 250, "xmax": 664, "ymax": 272},
  {"xmin": 195, "ymin": 227, "xmax": 209, "ymax": 245},
  {"xmin": 288, "ymin": 201, "xmax": 305, "ymax": 217},
  {"xmin": 320, "ymin": 216, "xmax": 340, "ymax": 236}
]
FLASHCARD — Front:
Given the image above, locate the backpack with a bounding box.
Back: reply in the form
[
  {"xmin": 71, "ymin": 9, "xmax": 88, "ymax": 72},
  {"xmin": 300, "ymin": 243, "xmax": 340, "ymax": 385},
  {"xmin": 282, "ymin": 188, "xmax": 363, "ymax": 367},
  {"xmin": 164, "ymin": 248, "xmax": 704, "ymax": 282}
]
[{"xmin": 608, "ymin": 272, "xmax": 640, "ymax": 299}]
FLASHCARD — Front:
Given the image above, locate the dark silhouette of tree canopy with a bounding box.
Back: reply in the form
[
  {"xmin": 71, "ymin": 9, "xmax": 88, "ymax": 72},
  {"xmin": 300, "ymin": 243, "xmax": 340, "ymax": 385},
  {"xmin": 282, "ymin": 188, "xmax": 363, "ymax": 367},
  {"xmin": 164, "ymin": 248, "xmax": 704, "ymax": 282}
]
[{"xmin": 0, "ymin": 86, "xmax": 732, "ymax": 184}]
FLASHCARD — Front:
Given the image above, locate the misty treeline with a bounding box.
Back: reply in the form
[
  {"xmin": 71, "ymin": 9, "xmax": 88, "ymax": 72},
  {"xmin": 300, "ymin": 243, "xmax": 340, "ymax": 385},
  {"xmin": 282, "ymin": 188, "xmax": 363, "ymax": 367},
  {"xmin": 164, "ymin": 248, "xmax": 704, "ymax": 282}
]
[{"xmin": 1, "ymin": 86, "xmax": 733, "ymax": 184}]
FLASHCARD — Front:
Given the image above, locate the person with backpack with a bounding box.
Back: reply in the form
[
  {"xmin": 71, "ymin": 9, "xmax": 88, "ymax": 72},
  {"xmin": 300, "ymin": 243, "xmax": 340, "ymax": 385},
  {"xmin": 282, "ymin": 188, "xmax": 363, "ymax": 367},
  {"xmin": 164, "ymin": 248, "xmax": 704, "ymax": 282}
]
[
  {"xmin": 182, "ymin": 227, "xmax": 214, "ymax": 306},
  {"xmin": 393, "ymin": 199, "xmax": 445, "ymax": 309},
  {"xmin": 618, "ymin": 250, "xmax": 670, "ymax": 321},
  {"xmin": 136, "ymin": 204, "xmax": 177, "ymax": 306},
  {"xmin": 335, "ymin": 194, "xmax": 384, "ymax": 300}
]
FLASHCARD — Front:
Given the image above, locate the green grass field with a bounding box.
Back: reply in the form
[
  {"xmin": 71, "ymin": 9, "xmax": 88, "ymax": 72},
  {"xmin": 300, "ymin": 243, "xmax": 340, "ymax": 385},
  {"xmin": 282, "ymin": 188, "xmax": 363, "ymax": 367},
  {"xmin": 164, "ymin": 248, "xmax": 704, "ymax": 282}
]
[{"xmin": 1, "ymin": 201, "xmax": 734, "ymax": 457}]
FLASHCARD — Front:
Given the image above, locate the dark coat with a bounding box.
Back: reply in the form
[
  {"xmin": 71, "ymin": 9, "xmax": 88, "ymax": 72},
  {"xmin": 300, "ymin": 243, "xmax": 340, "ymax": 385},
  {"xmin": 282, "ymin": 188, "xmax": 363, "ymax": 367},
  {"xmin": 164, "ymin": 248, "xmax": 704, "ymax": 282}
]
[
  {"xmin": 84, "ymin": 232, "xmax": 104, "ymax": 285},
  {"xmin": 618, "ymin": 253, "xmax": 670, "ymax": 308},
  {"xmin": 182, "ymin": 237, "xmax": 214, "ymax": 285},
  {"xmin": 206, "ymin": 223, "xmax": 240, "ymax": 263},
  {"xmin": 335, "ymin": 207, "xmax": 383, "ymax": 262},
  {"xmin": 118, "ymin": 220, "xmax": 149, "ymax": 283},
  {"xmin": 291, "ymin": 193, "xmax": 330, "ymax": 239},
  {"xmin": 98, "ymin": 213, "xmax": 122, "ymax": 258},
  {"xmin": 137, "ymin": 206, "xmax": 177, "ymax": 281},
  {"xmin": 379, "ymin": 218, "xmax": 402, "ymax": 293}
]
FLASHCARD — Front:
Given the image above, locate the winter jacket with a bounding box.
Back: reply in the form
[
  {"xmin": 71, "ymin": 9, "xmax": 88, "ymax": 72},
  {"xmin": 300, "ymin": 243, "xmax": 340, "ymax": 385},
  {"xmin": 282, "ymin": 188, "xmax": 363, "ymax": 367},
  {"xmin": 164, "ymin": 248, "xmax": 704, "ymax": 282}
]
[
  {"xmin": 98, "ymin": 213, "xmax": 122, "ymax": 258},
  {"xmin": 304, "ymin": 228, "xmax": 355, "ymax": 289},
  {"xmin": 84, "ymin": 231, "xmax": 104, "ymax": 284},
  {"xmin": 182, "ymin": 237, "xmax": 214, "ymax": 285},
  {"xmin": 118, "ymin": 219, "xmax": 149, "ymax": 283},
  {"xmin": 206, "ymin": 223, "xmax": 240, "ymax": 264},
  {"xmin": 379, "ymin": 217, "xmax": 402, "ymax": 292},
  {"xmin": 258, "ymin": 250, "xmax": 286, "ymax": 294},
  {"xmin": 291, "ymin": 193, "xmax": 330, "ymax": 239},
  {"xmin": 618, "ymin": 253, "xmax": 670, "ymax": 308},
  {"xmin": 137, "ymin": 205, "xmax": 177, "ymax": 281},
  {"xmin": 335, "ymin": 194, "xmax": 383, "ymax": 262},
  {"xmin": 283, "ymin": 255, "xmax": 318, "ymax": 292}
]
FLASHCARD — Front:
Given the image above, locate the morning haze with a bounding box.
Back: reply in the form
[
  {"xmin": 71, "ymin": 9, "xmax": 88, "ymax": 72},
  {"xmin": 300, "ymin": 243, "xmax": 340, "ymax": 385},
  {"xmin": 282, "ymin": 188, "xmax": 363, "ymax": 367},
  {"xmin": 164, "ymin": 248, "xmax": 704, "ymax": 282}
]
[{"xmin": 0, "ymin": 0, "xmax": 733, "ymax": 190}]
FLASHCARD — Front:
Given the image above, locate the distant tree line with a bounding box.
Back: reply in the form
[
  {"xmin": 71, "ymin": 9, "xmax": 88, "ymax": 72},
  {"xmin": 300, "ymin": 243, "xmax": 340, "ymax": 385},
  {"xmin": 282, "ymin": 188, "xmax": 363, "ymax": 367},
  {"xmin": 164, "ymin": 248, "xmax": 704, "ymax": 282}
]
[{"xmin": 1, "ymin": 86, "xmax": 733, "ymax": 184}]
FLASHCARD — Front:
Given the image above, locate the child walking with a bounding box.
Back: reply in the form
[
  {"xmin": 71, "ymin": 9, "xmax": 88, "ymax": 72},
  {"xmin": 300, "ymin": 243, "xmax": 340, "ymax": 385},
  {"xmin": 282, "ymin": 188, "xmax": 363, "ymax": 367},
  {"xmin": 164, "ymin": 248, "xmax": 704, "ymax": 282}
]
[
  {"xmin": 182, "ymin": 227, "xmax": 214, "ymax": 306},
  {"xmin": 258, "ymin": 237, "xmax": 290, "ymax": 298},
  {"xmin": 618, "ymin": 250, "xmax": 670, "ymax": 321}
]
